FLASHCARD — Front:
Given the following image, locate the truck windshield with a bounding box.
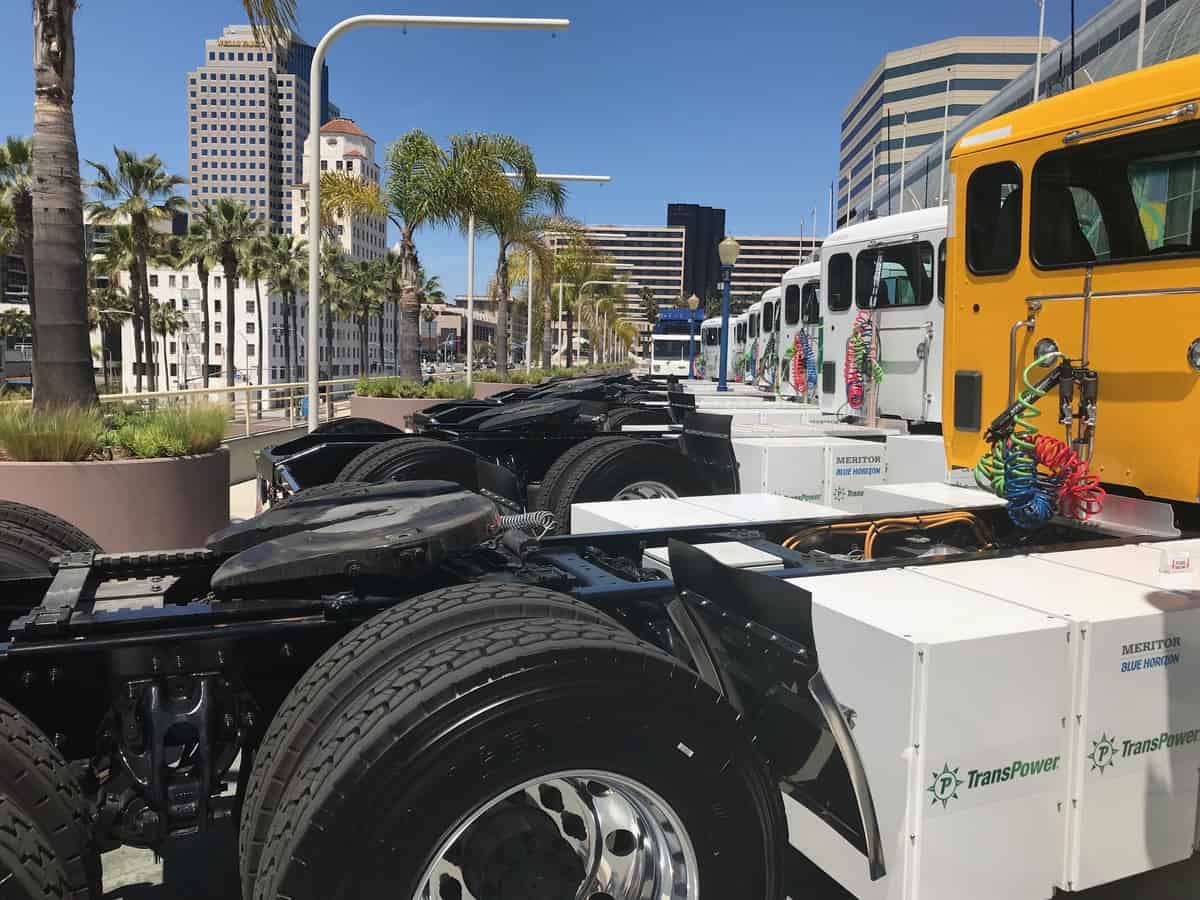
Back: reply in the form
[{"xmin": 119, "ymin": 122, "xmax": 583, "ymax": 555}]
[{"xmin": 653, "ymin": 339, "xmax": 688, "ymax": 360}]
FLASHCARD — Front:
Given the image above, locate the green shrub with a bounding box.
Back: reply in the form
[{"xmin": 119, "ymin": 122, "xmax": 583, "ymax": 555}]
[
  {"xmin": 115, "ymin": 403, "xmax": 229, "ymax": 459},
  {"xmin": 356, "ymin": 377, "xmax": 473, "ymax": 400},
  {"xmin": 426, "ymin": 381, "xmax": 473, "ymax": 400},
  {"xmin": 0, "ymin": 405, "xmax": 105, "ymax": 461},
  {"xmin": 472, "ymin": 371, "xmax": 501, "ymax": 383}
]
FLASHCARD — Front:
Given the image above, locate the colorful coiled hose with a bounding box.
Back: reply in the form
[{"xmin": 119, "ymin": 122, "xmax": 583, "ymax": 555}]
[
  {"xmin": 975, "ymin": 353, "xmax": 1105, "ymax": 527},
  {"xmin": 789, "ymin": 331, "xmax": 818, "ymax": 398},
  {"xmin": 844, "ymin": 312, "xmax": 883, "ymax": 409}
]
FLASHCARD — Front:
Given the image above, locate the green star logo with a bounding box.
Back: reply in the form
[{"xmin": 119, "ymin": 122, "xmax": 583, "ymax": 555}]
[
  {"xmin": 1088, "ymin": 733, "xmax": 1118, "ymax": 774},
  {"xmin": 927, "ymin": 763, "xmax": 964, "ymax": 808}
]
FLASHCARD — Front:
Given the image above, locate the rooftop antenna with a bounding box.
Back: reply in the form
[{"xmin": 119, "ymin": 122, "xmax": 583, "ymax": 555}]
[{"xmin": 1070, "ymin": 0, "xmax": 1077, "ymax": 90}]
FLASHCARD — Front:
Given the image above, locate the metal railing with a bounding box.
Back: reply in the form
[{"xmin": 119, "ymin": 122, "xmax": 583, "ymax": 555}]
[{"xmin": 0, "ymin": 378, "xmax": 360, "ymax": 439}]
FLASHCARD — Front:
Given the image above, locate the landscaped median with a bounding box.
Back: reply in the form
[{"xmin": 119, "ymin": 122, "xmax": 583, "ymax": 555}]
[{"xmin": 0, "ymin": 403, "xmax": 230, "ymax": 552}]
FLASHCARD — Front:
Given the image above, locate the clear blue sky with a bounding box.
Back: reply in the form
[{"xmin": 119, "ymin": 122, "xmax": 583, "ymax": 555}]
[{"xmin": 1, "ymin": 0, "xmax": 1109, "ymax": 300}]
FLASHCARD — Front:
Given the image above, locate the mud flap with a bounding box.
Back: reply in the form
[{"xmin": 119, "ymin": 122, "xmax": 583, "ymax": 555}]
[
  {"xmin": 667, "ymin": 540, "xmax": 885, "ymax": 881},
  {"xmin": 678, "ymin": 411, "xmax": 740, "ymax": 493}
]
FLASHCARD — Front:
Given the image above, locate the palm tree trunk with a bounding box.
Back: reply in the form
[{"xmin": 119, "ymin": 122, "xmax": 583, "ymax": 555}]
[
  {"xmin": 282, "ymin": 295, "xmax": 292, "ymax": 391},
  {"xmin": 495, "ymin": 243, "xmax": 510, "ymax": 379},
  {"xmin": 30, "ymin": 0, "xmax": 97, "ymax": 409},
  {"xmin": 223, "ymin": 255, "xmax": 236, "ymax": 394},
  {"xmin": 138, "ymin": 248, "xmax": 156, "ymax": 393},
  {"xmin": 197, "ymin": 260, "xmax": 210, "ymax": 389},
  {"xmin": 254, "ymin": 278, "xmax": 263, "ymax": 418},
  {"xmin": 324, "ymin": 303, "xmax": 334, "ymax": 382},
  {"xmin": 397, "ymin": 239, "xmax": 420, "ymax": 380},
  {"xmin": 159, "ymin": 331, "xmax": 168, "ymax": 393},
  {"xmin": 542, "ymin": 278, "xmax": 553, "ymax": 370},
  {"xmin": 376, "ymin": 311, "xmax": 384, "ymax": 376},
  {"xmin": 358, "ymin": 317, "xmax": 368, "ymax": 377},
  {"xmin": 392, "ymin": 298, "xmax": 400, "ymax": 375},
  {"xmin": 130, "ymin": 261, "xmax": 144, "ymax": 393}
]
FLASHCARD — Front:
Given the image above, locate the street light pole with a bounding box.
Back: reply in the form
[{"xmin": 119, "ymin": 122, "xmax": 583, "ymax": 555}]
[
  {"xmin": 716, "ymin": 238, "xmax": 740, "ymax": 392},
  {"xmin": 305, "ymin": 13, "xmax": 570, "ymax": 431},
  {"xmin": 687, "ymin": 293, "xmax": 700, "ymax": 378}
]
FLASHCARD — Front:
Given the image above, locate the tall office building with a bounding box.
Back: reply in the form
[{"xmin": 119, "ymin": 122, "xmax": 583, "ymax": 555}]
[
  {"xmin": 728, "ymin": 236, "xmax": 822, "ymax": 307},
  {"xmin": 837, "ymin": 35, "xmax": 1055, "ymax": 225},
  {"xmin": 667, "ymin": 203, "xmax": 725, "ymax": 300},
  {"xmin": 186, "ymin": 24, "xmax": 337, "ymax": 233}
]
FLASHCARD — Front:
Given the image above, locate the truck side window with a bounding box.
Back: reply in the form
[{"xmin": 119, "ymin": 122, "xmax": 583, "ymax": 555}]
[
  {"xmin": 828, "ymin": 253, "xmax": 852, "ymax": 311},
  {"xmin": 967, "ymin": 161, "xmax": 1022, "ymax": 275},
  {"xmin": 1032, "ymin": 118, "xmax": 1200, "ymax": 268},
  {"xmin": 762, "ymin": 301, "xmax": 775, "ymax": 333},
  {"xmin": 937, "ymin": 240, "xmax": 946, "ymax": 302},
  {"xmin": 749, "ymin": 313, "xmax": 759, "ymax": 338},
  {"xmin": 856, "ymin": 242, "xmax": 933, "ymax": 307},
  {"xmin": 784, "ymin": 285, "xmax": 801, "ymax": 325},
  {"xmin": 801, "ymin": 282, "xmax": 821, "ymax": 324}
]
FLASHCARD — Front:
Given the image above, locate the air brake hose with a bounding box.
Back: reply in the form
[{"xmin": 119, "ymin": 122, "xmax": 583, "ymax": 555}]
[{"xmin": 845, "ymin": 312, "xmax": 883, "ymax": 410}]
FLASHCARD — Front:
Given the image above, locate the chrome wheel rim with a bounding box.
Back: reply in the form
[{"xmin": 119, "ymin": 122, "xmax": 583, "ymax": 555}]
[
  {"xmin": 612, "ymin": 481, "xmax": 679, "ymax": 501},
  {"xmin": 412, "ymin": 769, "xmax": 699, "ymax": 900}
]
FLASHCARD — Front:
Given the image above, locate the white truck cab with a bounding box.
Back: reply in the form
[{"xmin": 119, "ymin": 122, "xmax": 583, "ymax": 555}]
[{"xmin": 777, "ymin": 261, "xmax": 822, "ymax": 400}]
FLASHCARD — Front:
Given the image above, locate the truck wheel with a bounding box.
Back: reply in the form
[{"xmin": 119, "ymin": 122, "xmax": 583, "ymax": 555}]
[
  {"xmin": 0, "ymin": 698, "xmax": 99, "ymax": 899},
  {"xmin": 239, "ymin": 585, "xmax": 618, "ymax": 900},
  {"xmin": 533, "ymin": 436, "xmax": 635, "ymax": 527},
  {"xmin": 541, "ymin": 439, "xmax": 707, "ymax": 534},
  {"xmin": 0, "ymin": 502, "xmax": 102, "ymax": 576},
  {"xmin": 253, "ymin": 619, "xmax": 785, "ymax": 900},
  {"xmin": 333, "ymin": 437, "xmax": 479, "ymax": 489}
]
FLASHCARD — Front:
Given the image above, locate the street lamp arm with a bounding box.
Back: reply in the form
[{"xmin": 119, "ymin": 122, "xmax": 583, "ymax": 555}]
[{"xmin": 305, "ymin": 13, "xmax": 571, "ymax": 431}]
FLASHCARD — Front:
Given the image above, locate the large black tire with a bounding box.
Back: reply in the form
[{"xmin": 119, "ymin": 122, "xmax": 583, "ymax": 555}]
[
  {"xmin": 0, "ymin": 698, "xmax": 99, "ymax": 899},
  {"xmin": 539, "ymin": 438, "xmax": 710, "ymax": 534},
  {"xmin": 532, "ymin": 436, "xmax": 635, "ymax": 524},
  {"xmin": 333, "ymin": 437, "xmax": 479, "ymax": 489},
  {"xmin": 252, "ymin": 619, "xmax": 786, "ymax": 900},
  {"xmin": 0, "ymin": 502, "xmax": 102, "ymax": 576},
  {"xmin": 603, "ymin": 405, "xmax": 671, "ymax": 431},
  {"xmin": 238, "ymin": 584, "xmax": 617, "ymax": 900}
]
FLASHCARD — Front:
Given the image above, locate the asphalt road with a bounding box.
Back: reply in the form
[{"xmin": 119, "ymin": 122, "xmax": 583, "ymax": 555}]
[{"xmin": 102, "ymin": 820, "xmax": 1199, "ymax": 899}]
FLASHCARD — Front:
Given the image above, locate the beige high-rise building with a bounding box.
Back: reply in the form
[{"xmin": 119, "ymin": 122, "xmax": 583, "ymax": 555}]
[
  {"xmin": 838, "ymin": 35, "xmax": 1057, "ymax": 224},
  {"xmin": 186, "ymin": 24, "xmax": 340, "ymax": 233}
]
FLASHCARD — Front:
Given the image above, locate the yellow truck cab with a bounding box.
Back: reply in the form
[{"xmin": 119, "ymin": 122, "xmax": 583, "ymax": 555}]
[{"xmin": 945, "ymin": 55, "xmax": 1200, "ymax": 508}]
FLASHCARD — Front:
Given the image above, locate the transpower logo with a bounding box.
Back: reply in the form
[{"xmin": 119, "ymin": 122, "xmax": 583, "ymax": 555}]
[
  {"xmin": 927, "ymin": 763, "xmax": 964, "ymax": 809},
  {"xmin": 1088, "ymin": 733, "xmax": 1118, "ymax": 773},
  {"xmin": 1087, "ymin": 726, "xmax": 1200, "ymax": 774},
  {"xmin": 927, "ymin": 754, "xmax": 1060, "ymax": 808}
]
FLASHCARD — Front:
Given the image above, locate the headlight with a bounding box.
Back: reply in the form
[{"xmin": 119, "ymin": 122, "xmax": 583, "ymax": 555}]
[
  {"xmin": 1188, "ymin": 337, "xmax": 1200, "ymax": 372},
  {"xmin": 1034, "ymin": 338, "xmax": 1059, "ymax": 364}
]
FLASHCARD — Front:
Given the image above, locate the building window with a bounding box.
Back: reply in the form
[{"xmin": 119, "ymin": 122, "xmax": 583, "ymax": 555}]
[
  {"xmin": 320, "ymin": 160, "xmax": 328, "ymax": 171},
  {"xmin": 214, "ymin": 299, "xmax": 222, "ymax": 312},
  {"xmin": 148, "ymin": 274, "xmax": 158, "ymax": 287},
  {"xmin": 214, "ymin": 276, "xmax": 221, "ymax": 288},
  {"xmin": 168, "ymin": 275, "xmax": 176, "ymax": 287},
  {"xmin": 169, "ymin": 363, "xmax": 178, "ymax": 377},
  {"xmin": 168, "ymin": 341, "xmax": 177, "ymax": 354},
  {"xmin": 214, "ymin": 343, "xmax": 222, "ymax": 356},
  {"xmin": 182, "ymin": 275, "xmax": 189, "ymax": 289},
  {"xmin": 214, "ymin": 322, "xmax": 222, "ymax": 334},
  {"xmin": 247, "ymin": 343, "xmax": 255, "ymax": 356}
]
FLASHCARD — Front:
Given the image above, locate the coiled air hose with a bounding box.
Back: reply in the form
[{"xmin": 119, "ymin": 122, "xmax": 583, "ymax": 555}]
[
  {"xmin": 975, "ymin": 353, "xmax": 1105, "ymax": 527},
  {"xmin": 788, "ymin": 331, "xmax": 819, "ymax": 398},
  {"xmin": 845, "ymin": 312, "xmax": 883, "ymax": 410}
]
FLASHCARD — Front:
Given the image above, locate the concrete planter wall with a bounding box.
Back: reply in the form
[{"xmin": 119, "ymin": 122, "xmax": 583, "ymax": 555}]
[
  {"xmin": 351, "ymin": 396, "xmax": 439, "ymax": 429},
  {"xmin": 0, "ymin": 449, "xmax": 230, "ymax": 552},
  {"xmin": 473, "ymin": 383, "xmax": 523, "ymax": 399}
]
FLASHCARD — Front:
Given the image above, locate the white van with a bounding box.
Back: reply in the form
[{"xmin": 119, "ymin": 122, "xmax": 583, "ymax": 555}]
[
  {"xmin": 777, "ymin": 261, "xmax": 822, "ymax": 400},
  {"xmin": 749, "ymin": 287, "xmax": 782, "ymax": 391},
  {"xmin": 730, "ymin": 311, "xmax": 749, "ymax": 383},
  {"xmin": 818, "ymin": 207, "xmax": 947, "ymax": 425}
]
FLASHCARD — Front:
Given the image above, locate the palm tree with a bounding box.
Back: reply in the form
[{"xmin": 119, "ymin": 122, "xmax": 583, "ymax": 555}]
[
  {"xmin": 0, "ymin": 138, "xmax": 34, "ymax": 340},
  {"xmin": 456, "ymin": 135, "xmax": 563, "ymax": 379},
  {"xmin": 30, "ymin": 1, "xmax": 297, "ymax": 407},
  {"xmin": 94, "ymin": 224, "xmax": 150, "ymax": 391},
  {"xmin": 339, "ymin": 260, "xmax": 381, "ymax": 376},
  {"xmin": 318, "ymin": 241, "xmax": 346, "ymax": 382},
  {"xmin": 640, "ymin": 285, "xmax": 659, "ymax": 328},
  {"xmin": 178, "ymin": 222, "xmax": 216, "ymax": 388},
  {"xmin": 383, "ymin": 130, "xmax": 454, "ymax": 380},
  {"xmin": 413, "ymin": 267, "xmax": 446, "ymax": 366},
  {"xmin": 87, "ymin": 285, "xmax": 132, "ymax": 392},
  {"xmin": 85, "ymin": 148, "xmax": 186, "ymax": 393},
  {"xmin": 150, "ymin": 301, "xmax": 186, "ymax": 391},
  {"xmin": 193, "ymin": 199, "xmax": 260, "ymax": 388},
  {"xmin": 264, "ymin": 233, "xmax": 307, "ymax": 384}
]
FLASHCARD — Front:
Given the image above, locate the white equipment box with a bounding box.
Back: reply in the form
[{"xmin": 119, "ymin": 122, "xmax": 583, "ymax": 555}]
[
  {"xmin": 785, "ymin": 568, "xmax": 1071, "ymax": 900},
  {"xmin": 570, "ymin": 493, "xmax": 842, "ymax": 535},
  {"xmin": 918, "ymin": 540, "xmax": 1200, "ymax": 891},
  {"xmin": 733, "ymin": 437, "xmax": 887, "ymax": 511},
  {"xmin": 885, "ymin": 434, "xmax": 948, "ymax": 484},
  {"xmin": 859, "ymin": 482, "xmax": 1007, "ymax": 515},
  {"xmin": 641, "ymin": 541, "xmax": 785, "ymax": 576}
]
